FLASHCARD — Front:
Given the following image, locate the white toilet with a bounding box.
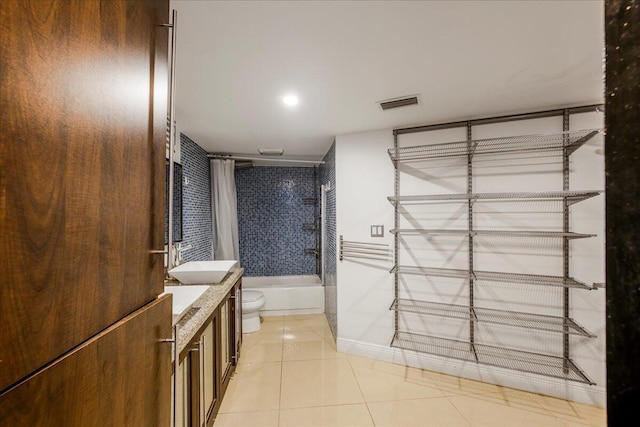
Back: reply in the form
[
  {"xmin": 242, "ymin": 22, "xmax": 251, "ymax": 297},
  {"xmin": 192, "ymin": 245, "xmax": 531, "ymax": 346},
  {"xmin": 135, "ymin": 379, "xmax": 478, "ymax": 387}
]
[{"xmin": 242, "ymin": 290, "xmax": 266, "ymax": 333}]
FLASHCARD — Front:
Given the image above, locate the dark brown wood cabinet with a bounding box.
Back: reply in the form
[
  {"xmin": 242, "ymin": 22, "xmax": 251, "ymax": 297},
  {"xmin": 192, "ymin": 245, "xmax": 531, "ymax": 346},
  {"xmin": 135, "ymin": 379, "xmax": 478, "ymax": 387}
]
[
  {"xmin": 176, "ymin": 278, "xmax": 243, "ymax": 427},
  {"xmin": 0, "ymin": 0, "xmax": 171, "ymax": 424},
  {"xmin": 0, "ymin": 296, "xmax": 173, "ymax": 426}
]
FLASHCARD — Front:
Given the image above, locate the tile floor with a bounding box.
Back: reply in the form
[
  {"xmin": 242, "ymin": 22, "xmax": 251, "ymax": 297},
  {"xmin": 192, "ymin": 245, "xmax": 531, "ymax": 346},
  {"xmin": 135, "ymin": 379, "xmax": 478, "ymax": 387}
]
[{"xmin": 214, "ymin": 314, "xmax": 606, "ymax": 427}]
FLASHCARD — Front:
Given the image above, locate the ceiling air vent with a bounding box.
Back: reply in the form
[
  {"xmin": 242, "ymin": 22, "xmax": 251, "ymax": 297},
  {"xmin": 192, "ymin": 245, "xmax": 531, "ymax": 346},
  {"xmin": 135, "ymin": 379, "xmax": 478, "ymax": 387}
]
[
  {"xmin": 378, "ymin": 95, "xmax": 420, "ymax": 111},
  {"xmin": 258, "ymin": 148, "xmax": 284, "ymax": 156}
]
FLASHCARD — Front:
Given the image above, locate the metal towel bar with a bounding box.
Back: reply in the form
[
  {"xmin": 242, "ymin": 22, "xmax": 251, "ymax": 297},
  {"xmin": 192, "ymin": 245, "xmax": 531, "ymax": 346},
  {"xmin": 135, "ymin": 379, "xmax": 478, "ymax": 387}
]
[{"xmin": 339, "ymin": 235, "xmax": 391, "ymax": 262}]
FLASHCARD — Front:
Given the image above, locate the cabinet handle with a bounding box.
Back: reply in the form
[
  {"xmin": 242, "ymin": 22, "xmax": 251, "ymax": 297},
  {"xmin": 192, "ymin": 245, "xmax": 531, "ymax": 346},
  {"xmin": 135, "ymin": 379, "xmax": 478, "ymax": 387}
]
[
  {"xmin": 150, "ymin": 250, "xmax": 168, "ymax": 254},
  {"xmin": 199, "ymin": 337, "xmax": 205, "ymax": 427},
  {"xmin": 172, "ymin": 324, "xmax": 179, "ymax": 427},
  {"xmin": 166, "ymin": 9, "xmax": 178, "ymax": 271}
]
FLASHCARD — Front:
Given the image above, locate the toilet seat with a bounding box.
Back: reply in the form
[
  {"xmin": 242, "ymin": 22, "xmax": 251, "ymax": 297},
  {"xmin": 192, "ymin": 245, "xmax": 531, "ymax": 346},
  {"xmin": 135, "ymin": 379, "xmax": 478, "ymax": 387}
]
[{"xmin": 243, "ymin": 290, "xmax": 264, "ymax": 302}]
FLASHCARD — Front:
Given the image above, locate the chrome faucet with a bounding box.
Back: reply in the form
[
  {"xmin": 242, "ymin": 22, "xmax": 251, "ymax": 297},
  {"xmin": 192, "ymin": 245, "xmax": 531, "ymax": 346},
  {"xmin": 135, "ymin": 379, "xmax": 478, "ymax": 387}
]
[{"xmin": 175, "ymin": 243, "xmax": 193, "ymax": 265}]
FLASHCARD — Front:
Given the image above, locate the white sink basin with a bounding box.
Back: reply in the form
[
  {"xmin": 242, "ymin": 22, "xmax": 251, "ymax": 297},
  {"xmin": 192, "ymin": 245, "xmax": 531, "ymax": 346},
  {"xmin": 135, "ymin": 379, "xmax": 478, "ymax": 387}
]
[
  {"xmin": 163, "ymin": 285, "xmax": 210, "ymax": 325},
  {"xmin": 168, "ymin": 260, "xmax": 238, "ymax": 284}
]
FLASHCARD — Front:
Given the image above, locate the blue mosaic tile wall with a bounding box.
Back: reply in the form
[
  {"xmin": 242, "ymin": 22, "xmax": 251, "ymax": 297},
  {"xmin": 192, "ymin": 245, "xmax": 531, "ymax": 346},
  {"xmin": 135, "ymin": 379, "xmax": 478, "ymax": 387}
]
[
  {"xmin": 165, "ymin": 161, "xmax": 183, "ymax": 244},
  {"xmin": 235, "ymin": 166, "xmax": 316, "ymax": 276},
  {"xmin": 320, "ymin": 142, "xmax": 337, "ymax": 338},
  {"xmin": 180, "ymin": 133, "xmax": 212, "ymax": 262}
]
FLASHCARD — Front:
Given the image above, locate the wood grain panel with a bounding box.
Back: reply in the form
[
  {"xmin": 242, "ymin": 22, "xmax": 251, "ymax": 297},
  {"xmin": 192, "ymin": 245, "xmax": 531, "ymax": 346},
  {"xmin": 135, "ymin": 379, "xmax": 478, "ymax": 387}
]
[
  {"xmin": 0, "ymin": 295, "xmax": 172, "ymax": 426},
  {"xmin": 0, "ymin": 0, "xmax": 169, "ymax": 391}
]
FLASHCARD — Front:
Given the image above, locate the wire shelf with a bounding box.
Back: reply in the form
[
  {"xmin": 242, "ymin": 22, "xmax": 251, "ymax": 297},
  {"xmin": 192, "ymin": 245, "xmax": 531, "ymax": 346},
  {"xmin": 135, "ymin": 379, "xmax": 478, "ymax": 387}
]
[
  {"xmin": 388, "ymin": 129, "xmax": 601, "ymax": 163},
  {"xmin": 390, "ymin": 228, "xmax": 595, "ymax": 239},
  {"xmin": 391, "ymin": 331, "xmax": 594, "ymax": 384},
  {"xmin": 391, "ymin": 298, "xmax": 595, "ymax": 337},
  {"xmin": 390, "ymin": 265, "xmax": 592, "ymax": 290},
  {"xmin": 387, "ymin": 190, "xmax": 602, "ymax": 206}
]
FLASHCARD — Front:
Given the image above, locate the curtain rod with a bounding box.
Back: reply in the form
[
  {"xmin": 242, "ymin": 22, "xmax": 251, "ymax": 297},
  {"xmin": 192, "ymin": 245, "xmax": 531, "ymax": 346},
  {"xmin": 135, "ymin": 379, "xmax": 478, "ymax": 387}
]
[{"xmin": 207, "ymin": 154, "xmax": 325, "ymax": 165}]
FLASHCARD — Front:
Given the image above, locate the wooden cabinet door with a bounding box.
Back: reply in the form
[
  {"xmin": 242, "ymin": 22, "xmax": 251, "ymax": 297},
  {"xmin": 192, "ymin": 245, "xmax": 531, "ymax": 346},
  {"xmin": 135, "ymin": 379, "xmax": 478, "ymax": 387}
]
[
  {"xmin": 0, "ymin": 295, "xmax": 172, "ymax": 426},
  {"xmin": 231, "ymin": 279, "xmax": 243, "ymax": 365},
  {"xmin": 0, "ymin": 0, "xmax": 169, "ymax": 392},
  {"xmin": 187, "ymin": 311, "xmax": 220, "ymax": 427}
]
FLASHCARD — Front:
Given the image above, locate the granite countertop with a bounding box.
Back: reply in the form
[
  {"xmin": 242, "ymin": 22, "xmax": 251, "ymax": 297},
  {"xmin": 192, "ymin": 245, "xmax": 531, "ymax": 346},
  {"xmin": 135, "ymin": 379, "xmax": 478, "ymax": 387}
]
[{"xmin": 167, "ymin": 267, "xmax": 243, "ymax": 357}]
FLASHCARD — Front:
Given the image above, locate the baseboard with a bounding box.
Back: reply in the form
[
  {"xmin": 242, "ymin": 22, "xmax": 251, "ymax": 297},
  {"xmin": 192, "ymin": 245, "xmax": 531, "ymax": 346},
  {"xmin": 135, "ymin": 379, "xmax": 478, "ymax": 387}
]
[
  {"xmin": 337, "ymin": 337, "xmax": 606, "ymax": 407},
  {"xmin": 261, "ymin": 308, "xmax": 324, "ymax": 316}
]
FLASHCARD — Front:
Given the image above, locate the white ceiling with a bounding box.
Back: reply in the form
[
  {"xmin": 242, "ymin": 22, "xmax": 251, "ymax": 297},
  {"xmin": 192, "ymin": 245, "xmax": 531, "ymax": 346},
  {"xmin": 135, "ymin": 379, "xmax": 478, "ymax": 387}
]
[{"xmin": 172, "ymin": 0, "xmax": 604, "ymax": 161}]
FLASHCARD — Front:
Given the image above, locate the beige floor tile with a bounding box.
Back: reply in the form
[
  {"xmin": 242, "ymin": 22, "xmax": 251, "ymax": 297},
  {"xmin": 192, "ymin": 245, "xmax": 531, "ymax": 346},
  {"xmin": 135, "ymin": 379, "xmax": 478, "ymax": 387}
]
[
  {"xmin": 234, "ymin": 360, "xmax": 269, "ymax": 374},
  {"xmin": 280, "ymin": 359, "xmax": 364, "ymax": 409},
  {"xmin": 286, "ymin": 314, "xmax": 329, "ymax": 323},
  {"xmin": 284, "ymin": 327, "xmax": 334, "ymax": 344},
  {"xmin": 218, "ymin": 314, "xmax": 599, "ymax": 427},
  {"xmin": 532, "ymin": 395, "xmax": 606, "ymax": 426},
  {"xmin": 347, "ymin": 354, "xmax": 413, "ymax": 378},
  {"xmin": 238, "ymin": 343, "xmax": 283, "ymax": 364},
  {"xmin": 346, "ymin": 355, "xmax": 501, "ymax": 397},
  {"xmin": 218, "ymin": 362, "xmax": 282, "ymax": 413},
  {"xmin": 413, "ymin": 369, "xmax": 503, "ymax": 396},
  {"xmin": 466, "ymin": 388, "xmax": 550, "ymax": 414},
  {"xmin": 283, "ymin": 331, "xmax": 343, "ymax": 361},
  {"xmin": 560, "ymin": 420, "xmax": 606, "ymax": 427},
  {"xmin": 351, "ymin": 362, "xmax": 444, "ymax": 402},
  {"xmin": 448, "ymin": 394, "xmax": 568, "ymax": 426},
  {"xmin": 367, "ymin": 397, "xmax": 472, "ymax": 427},
  {"xmin": 282, "ymin": 340, "xmax": 340, "ymax": 361},
  {"xmin": 285, "ymin": 314, "xmax": 332, "ymax": 331},
  {"xmin": 256, "ymin": 320, "xmax": 286, "ymax": 334},
  {"xmin": 261, "ymin": 315, "xmax": 285, "ymax": 322},
  {"xmin": 284, "ymin": 325, "xmax": 335, "ymax": 343},
  {"xmin": 239, "ymin": 334, "xmax": 283, "ymax": 363},
  {"xmin": 279, "ymin": 404, "xmax": 375, "ymax": 427},
  {"xmin": 213, "ymin": 409, "xmax": 279, "ymax": 427},
  {"xmin": 242, "ymin": 331, "xmax": 283, "ymax": 347}
]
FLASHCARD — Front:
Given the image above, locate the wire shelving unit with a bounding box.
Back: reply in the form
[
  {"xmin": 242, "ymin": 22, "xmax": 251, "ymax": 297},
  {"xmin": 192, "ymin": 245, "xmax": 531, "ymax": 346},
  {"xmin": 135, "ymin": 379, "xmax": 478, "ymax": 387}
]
[
  {"xmin": 389, "ymin": 228, "xmax": 596, "ymax": 239},
  {"xmin": 389, "ymin": 119, "xmax": 603, "ymax": 385},
  {"xmin": 391, "ymin": 331, "xmax": 594, "ymax": 384},
  {"xmin": 387, "ymin": 190, "xmax": 602, "ymax": 206},
  {"xmin": 390, "ymin": 298, "xmax": 595, "ymax": 337},
  {"xmin": 388, "ymin": 129, "xmax": 601, "ymax": 162}
]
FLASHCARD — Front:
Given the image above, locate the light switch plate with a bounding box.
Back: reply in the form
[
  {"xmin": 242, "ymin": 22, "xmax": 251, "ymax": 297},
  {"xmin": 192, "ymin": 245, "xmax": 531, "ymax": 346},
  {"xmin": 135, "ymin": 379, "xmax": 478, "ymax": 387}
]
[{"xmin": 371, "ymin": 225, "xmax": 384, "ymax": 237}]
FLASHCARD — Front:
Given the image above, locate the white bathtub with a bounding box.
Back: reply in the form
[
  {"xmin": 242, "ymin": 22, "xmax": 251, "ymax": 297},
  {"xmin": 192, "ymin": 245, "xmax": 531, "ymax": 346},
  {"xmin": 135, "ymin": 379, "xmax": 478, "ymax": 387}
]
[{"xmin": 242, "ymin": 275, "xmax": 324, "ymax": 316}]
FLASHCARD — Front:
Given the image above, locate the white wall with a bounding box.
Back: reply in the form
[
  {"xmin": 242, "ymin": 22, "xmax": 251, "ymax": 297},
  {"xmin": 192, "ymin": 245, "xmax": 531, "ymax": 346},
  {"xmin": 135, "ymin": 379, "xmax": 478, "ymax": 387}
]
[
  {"xmin": 335, "ymin": 129, "xmax": 395, "ymax": 346},
  {"xmin": 334, "ymin": 112, "xmax": 606, "ymax": 407}
]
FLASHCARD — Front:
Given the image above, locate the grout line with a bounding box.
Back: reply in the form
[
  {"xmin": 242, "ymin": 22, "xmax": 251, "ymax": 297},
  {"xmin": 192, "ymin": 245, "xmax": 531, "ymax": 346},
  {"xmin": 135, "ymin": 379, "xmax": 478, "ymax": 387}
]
[
  {"xmin": 277, "ymin": 317, "xmax": 284, "ymax": 425},
  {"xmin": 345, "ymin": 351, "xmax": 376, "ymax": 426},
  {"xmin": 443, "ymin": 394, "xmax": 475, "ymax": 427}
]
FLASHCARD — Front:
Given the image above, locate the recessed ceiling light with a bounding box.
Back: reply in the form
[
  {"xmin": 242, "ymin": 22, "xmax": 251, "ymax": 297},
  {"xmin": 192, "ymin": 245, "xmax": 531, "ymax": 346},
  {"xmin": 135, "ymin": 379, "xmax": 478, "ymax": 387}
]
[{"xmin": 282, "ymin": 94, "xmax": 299, "ymax": 107}]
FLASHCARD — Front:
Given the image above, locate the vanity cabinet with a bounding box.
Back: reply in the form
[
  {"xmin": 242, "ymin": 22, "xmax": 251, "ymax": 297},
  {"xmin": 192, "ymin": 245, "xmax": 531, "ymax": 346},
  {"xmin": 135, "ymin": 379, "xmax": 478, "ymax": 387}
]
[{"xmin": 177, "ymin": 277, "xmax": 242, "ymax": 427}]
